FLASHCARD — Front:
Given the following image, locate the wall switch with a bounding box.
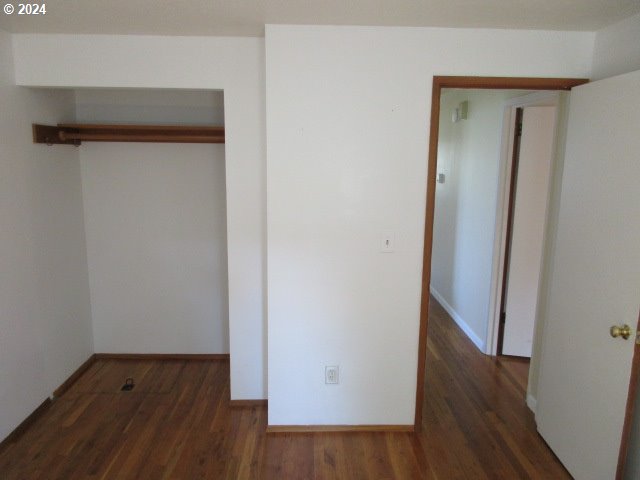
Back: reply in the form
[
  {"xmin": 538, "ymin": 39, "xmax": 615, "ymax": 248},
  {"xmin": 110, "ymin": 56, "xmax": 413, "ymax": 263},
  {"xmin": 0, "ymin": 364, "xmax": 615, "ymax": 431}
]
[
  {"xmin": 381, "ymin": 231, "xmax": 395, "ymax": 253},
  {"xmin": 325, "ymin": 366, "xmax": 339, "ymax": 384},
  {"xmin": 458, "ymin": 100, "xmax": 468, "ymax": 120}
]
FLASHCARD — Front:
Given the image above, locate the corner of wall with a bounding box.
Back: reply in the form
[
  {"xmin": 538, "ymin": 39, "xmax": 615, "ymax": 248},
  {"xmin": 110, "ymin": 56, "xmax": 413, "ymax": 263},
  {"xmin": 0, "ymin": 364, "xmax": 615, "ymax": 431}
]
[
  {"xmin": 0, "ymin": 35, "xmax": 94, "ymax": 440},
  {"xmin": 591, "ymin": 13, "xmax": 640, "ymax": 80},
  {"xmin": 430, "ymin": 286, "xmax": 485, "ymax": 352}
]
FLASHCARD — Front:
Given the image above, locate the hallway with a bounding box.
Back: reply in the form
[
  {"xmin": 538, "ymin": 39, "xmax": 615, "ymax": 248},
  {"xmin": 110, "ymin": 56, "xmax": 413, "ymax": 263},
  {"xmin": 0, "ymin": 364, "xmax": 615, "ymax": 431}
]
[{"xmin": 419, "ymin": 297, "xmax": 569, "ymax": 478}]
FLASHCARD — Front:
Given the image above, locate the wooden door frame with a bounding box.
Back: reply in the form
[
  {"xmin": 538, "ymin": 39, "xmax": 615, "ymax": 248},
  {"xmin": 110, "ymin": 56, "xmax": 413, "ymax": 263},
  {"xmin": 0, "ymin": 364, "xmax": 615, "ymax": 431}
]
[
  {"xmin": 617, "ymin": 311, "xmax": 640, "ymax": 479},
  {"xmin": 414, "ymin": 76, "xmax": 589, "ymax": 435},
  {"xmin": 495, "ymin": 106, "xmax": 524, "ymax": 356}
]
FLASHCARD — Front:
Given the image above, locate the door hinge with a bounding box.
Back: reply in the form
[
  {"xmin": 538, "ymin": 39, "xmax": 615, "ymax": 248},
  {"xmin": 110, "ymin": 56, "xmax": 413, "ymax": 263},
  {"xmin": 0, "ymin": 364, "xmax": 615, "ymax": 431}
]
[{"xmin": 516, "ymin": 122, "xmax": 523, "ymax": 137}]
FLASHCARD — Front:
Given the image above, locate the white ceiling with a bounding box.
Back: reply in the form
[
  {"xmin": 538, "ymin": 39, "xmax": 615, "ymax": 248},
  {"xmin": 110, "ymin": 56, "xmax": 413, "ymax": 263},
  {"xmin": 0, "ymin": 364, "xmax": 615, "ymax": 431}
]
[{"xmin": 0, "ymin": 0, "xmax": 638, "ymax": 36}]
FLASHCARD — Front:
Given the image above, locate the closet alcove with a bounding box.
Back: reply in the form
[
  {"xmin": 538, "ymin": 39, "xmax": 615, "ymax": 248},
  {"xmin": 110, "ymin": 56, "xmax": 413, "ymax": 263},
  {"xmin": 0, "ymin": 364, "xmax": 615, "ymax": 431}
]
[{"xmin": 35, "ymin": 88, "xmax": 230, "ymax": 357}]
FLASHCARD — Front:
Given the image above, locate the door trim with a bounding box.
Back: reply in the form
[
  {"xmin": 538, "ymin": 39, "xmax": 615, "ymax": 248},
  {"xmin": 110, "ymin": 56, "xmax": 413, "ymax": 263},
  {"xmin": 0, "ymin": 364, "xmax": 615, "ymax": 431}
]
[
  {"xmin": 495, "ymin": 106, "xmax": 524, "ymax": 356},
  {"xmin": 617, "ymin": 311, "xmax": 640, "ymax": 479},
  {"xmin": 415, "ymin": 76, "xmax": 589, "ymax": 435}
]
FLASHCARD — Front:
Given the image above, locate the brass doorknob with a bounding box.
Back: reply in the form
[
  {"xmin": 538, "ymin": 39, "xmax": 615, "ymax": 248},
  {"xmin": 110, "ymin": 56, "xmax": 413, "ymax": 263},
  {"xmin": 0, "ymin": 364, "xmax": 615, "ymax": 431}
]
[{"xmin": 610, "ymin": 324, "xmax": 632, "ymax": 340}]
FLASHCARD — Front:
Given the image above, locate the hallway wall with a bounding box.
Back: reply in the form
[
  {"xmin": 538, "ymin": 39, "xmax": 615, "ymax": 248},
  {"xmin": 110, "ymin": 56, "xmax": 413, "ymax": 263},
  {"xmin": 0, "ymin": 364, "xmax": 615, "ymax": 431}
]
[{"xmin": 431, "ymin": 89, "xmax": 530, "ymax": 351}]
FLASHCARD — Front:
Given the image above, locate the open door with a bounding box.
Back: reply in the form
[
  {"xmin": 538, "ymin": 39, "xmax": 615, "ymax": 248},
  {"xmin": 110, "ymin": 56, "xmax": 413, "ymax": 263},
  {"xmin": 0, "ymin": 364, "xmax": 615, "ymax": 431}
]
[
  {"xmin": 501, "ymin": 105, "xmax": 556, "ymax": 357},
  {"xmin": 536, "ymin": 69, "xmax": 640, "ymax": 479}
]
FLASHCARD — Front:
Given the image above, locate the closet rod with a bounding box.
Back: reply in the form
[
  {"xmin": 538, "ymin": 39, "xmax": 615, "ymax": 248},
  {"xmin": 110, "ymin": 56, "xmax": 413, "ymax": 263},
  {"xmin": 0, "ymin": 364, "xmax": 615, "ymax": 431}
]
[
  {"xmin": 33, "ymin": 123, "xmax": 225, "ymax": 145},
  {"xmin": 58, "ymin": 132, "xmax": 224, "ymax": 143}
]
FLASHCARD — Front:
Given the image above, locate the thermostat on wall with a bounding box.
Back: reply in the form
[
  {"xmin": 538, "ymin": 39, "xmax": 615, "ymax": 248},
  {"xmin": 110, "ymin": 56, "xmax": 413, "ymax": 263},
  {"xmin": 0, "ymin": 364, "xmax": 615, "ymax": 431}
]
[{"xmin": 452, "ymin": 100, "xmax": 469, "ymax": 123}]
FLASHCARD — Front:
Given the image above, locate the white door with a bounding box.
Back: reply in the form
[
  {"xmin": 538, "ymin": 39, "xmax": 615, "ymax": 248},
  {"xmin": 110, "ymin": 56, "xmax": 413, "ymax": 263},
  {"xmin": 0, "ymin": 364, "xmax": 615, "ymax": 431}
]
[
  {"xmin": 502, "ymin": 106, "xmax": 555, "ymax": 357},
  {"xmin": 536, "ymin": 70, "xmax": 640, "ymax": 479}
]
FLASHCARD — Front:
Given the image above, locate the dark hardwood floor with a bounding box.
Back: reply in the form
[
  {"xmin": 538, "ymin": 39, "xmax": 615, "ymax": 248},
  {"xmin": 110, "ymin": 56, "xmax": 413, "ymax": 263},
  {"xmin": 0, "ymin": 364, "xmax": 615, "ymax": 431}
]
[{"xmin": 0, "ymin": 298, "xmax": 570, "ymax": 479}]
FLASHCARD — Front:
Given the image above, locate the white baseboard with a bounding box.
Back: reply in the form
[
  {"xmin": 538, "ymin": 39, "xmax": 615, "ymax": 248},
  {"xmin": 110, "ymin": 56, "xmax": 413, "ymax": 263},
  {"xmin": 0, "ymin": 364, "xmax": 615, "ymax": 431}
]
[
  {"xmin": 430, "ymin": 286, "xmax": 485, "ymax": 352},
  {"xmin": 526, "ymin": 393, "xmax": 537, "ymax": 413}
]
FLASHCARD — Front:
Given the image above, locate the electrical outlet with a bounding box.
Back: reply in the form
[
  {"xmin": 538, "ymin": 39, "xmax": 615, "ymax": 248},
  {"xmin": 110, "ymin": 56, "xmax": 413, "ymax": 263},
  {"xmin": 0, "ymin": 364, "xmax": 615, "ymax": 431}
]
[{"xmin": 325, "ymin": 366, "xmax": 339, "ymax": 384}]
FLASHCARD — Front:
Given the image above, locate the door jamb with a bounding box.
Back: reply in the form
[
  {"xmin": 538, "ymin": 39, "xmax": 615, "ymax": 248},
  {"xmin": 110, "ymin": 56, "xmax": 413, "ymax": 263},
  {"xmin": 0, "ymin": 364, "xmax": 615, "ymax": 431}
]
[
  {"xmin": 495, "ymin": 106, "xmax": 524, "ymax": 357},
  {"xmin": 617, "ymin": 312, "xmax": 640, "ymax": 479},
  {"xmin": 415, "ymin": 76, "xmax": 588, "ymax": 435}
]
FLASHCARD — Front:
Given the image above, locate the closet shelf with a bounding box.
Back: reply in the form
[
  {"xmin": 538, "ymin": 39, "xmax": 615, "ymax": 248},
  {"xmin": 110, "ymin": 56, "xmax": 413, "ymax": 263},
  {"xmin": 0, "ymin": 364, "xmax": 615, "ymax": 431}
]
[{"xmin": 33, "ymin": 123, "xmax": 225, "ymax": 145}]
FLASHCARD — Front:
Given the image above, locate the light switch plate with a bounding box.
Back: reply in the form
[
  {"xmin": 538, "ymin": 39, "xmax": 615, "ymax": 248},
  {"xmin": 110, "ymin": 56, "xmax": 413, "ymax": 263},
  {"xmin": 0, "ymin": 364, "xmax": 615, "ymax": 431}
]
[{"xmin": 381, "ymin": 231, "xmax": 395, "ymax": 253}]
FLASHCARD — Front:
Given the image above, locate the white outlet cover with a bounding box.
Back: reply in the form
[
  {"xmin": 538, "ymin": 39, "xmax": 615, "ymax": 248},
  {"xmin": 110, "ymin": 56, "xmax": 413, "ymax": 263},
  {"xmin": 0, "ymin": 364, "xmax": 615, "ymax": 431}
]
[{"xmin": 325, "ymin": 365, "xmax": 339, "ymax": 384}]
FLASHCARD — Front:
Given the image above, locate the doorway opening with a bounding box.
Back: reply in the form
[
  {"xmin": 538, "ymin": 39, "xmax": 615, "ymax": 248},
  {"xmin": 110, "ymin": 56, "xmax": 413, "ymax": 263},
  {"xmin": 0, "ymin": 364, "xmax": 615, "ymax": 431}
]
[
  {"xmin": 429, "ymin": 86, "xmax": 560, "ymax": 419},
  {"xmin": 415, "ymin": 77, "xmax": 588, "ymax": 436}
]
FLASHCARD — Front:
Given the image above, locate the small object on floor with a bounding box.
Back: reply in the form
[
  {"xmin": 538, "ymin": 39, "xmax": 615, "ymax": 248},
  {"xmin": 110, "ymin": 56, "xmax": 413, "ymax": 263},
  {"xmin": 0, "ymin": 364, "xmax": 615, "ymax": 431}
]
[{"xmin": 121, "ymin": 377, "xmax": 135, "ymax": 391}]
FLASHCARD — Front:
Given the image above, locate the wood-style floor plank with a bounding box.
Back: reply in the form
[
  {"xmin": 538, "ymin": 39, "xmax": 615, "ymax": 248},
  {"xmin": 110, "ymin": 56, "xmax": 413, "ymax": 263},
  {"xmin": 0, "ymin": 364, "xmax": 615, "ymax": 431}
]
[{"xmin": 0, "ymin": 297, "xmax": 571, "ymax": 479}]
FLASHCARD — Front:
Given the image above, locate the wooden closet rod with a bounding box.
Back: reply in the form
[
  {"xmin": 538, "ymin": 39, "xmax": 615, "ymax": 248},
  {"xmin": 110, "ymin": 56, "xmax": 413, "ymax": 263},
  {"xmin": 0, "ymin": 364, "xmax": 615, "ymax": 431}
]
[{"xmin": 33, "ymin": 123, "xmax": 225, "ymax": 145}]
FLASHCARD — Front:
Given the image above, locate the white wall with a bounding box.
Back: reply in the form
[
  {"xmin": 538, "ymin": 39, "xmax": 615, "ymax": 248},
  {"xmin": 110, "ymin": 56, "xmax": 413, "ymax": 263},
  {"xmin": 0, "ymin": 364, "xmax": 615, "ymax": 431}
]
[
  {"xmin": 76, "ymin": 89, "xmax": 229, "ymax": 354},
  {"xmin": 81, "ymin": 143, "xmax": 228, "ymax": 354},
  {"xmin": 75, "ymin": 88, "xmax": 225, "ymax": 125},
  {"xmin": 592, "ymin": 13, "xmax": 640, "ymax": 80},
  {"xmin": 265, "ymin": 25, "xmax": 594, "ymax": 426},
  {"xmin": 431, "ymin": 89, "xmax": 529, "ymax": 351},
  {"xmin": 11, "ymin": 34, "xmax": 267, "ymax": 399},
  {"xmin": 0, "ymin": 30, "xmax": 93, "ymax": 440}
]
